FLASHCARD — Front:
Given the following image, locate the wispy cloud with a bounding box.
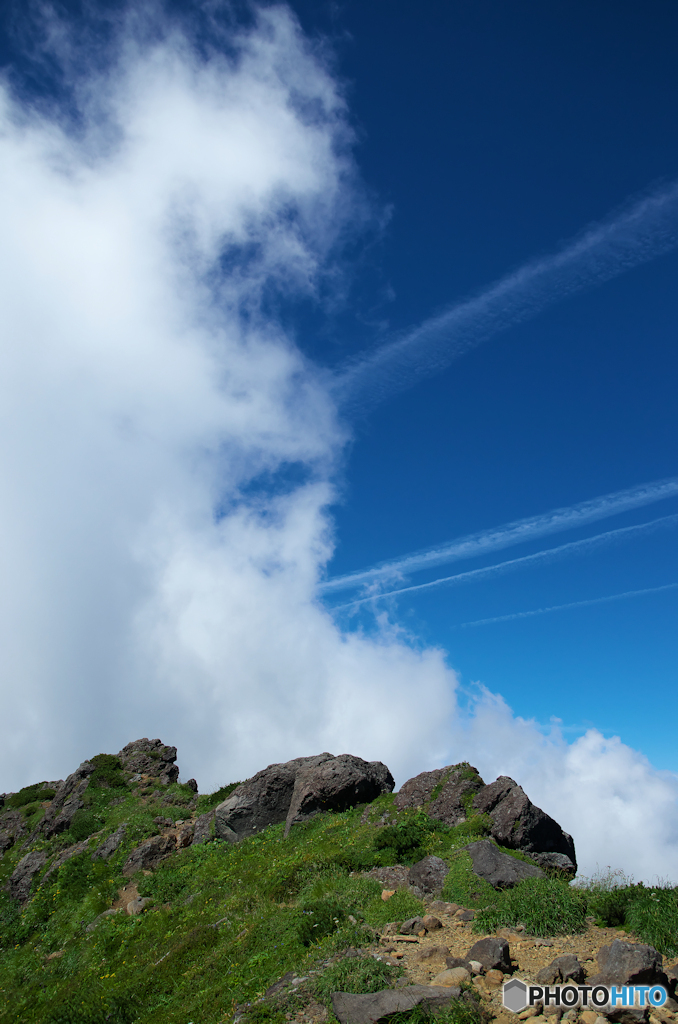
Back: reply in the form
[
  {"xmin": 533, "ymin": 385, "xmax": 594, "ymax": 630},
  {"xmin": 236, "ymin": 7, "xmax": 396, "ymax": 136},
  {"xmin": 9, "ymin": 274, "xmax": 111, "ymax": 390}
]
[
  {"xmin": 332, "ymin": 514, "xmax": 678, "ymax": 609},
  {"xmin": 454, "ymin": 582, "xmax": 678, "ymax": 629},
  {"xmin": 333, "ymin": 182, "xmax": 678, "ymax": 411},
  {"xmin": 321, "ymin": 477, "xmax": 678, "ymax": 595}
]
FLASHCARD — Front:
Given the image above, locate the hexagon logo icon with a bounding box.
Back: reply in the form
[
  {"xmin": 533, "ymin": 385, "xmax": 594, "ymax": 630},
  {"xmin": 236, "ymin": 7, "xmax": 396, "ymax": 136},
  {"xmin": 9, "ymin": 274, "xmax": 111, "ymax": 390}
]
[{"xmin": 503, "ymin": 979, "xmax": 528, "ymax": 1013}]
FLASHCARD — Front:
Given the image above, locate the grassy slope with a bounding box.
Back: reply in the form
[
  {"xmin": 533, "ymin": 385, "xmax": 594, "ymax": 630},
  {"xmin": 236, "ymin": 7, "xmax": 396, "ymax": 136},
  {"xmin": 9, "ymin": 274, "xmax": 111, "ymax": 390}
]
[{"xmin": 1, "ymin": 768, "xmax": 677, "ymax": 1024}]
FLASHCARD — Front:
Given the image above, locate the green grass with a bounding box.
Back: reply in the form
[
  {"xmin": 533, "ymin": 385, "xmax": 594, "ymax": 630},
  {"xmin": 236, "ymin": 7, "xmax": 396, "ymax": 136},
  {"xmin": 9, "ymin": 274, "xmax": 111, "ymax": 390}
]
[
  {"xmin": 386, "ymin": 996, "xmax": 488, "ymax": 1024},
  {"xmin": 575, "ymin": 870, "xmax": 678, "ymax": 955},
  {"xmin": 313, "ymin": 956, "xmax": 402, "ymax": 1005},
  {"xmin": 473, "ymin": 875, "xmax": 588, "ymax": 937},
  {"xmin": 4, "ymin": 763, "xmax": 678, "ymax": 1024}
]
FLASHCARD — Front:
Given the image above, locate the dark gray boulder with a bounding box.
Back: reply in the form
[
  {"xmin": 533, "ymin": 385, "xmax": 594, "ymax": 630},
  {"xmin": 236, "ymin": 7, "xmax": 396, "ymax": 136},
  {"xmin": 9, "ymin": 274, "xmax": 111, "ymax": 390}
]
[
  {"xmin": 122, "ymin": 834, "xmax": 176, "ymax": 876},
  {"xmin": 473, "ymin": 776, "xmax": 576, "ymax": 869},
  {"xmin": 5, "ymin": 849, "xmax": 48, "ymax": 902},
  {"xmin": 284, "ymin": 755, "xmax": 394, "ymax": 836},
  {"xmin": 465, "ymin": 937, "xmax": 512, "ymax": 973},
  {"xmin": 408, "ymin": 855, "xmax": 449, "ymax": 894},
  {"xmin": 463, "ymin": 839, "xmax": 544, "ymax": 888},
  {"xmin": 588, "ymin": 939, "xmax": 667, "ymax": 988},
  {"xmin": 400, "ymin": 916, "xmax": 426, "ymax": 935},
  {"xmin": 42, "ymin": 762, "xmax": 96, "ymax": 838},
  {"xmin": 395, "ymin": 764, "xmax": 484, "ymax": 827},
  {"xmin": 117, "ymin": 739, "xmax": 179, "ymax": 785},
  {"xmin": 332, "ymin": 985, "xmax": 462, "ymax": 1024},
  {"xmin": 215, "ymin": 754, "xmax": 333, "ymax": 841},
  {"xmin": 215, "ymin": 753, "xmax": 394, "ymax": 842},
  {"xmin": 93, "ymin": 823, "xmax": 127, "ymax": 861},
  {"xmin": 193, "ymin": 810, "xmax": 215, "ymax": 845},
  {"xmin": 530, "ymin": 851, "xmax": 577, "ymax": 876},
  {"xmin": 536, "ymin": 954, "xmax": 585, "ymax": 985}
]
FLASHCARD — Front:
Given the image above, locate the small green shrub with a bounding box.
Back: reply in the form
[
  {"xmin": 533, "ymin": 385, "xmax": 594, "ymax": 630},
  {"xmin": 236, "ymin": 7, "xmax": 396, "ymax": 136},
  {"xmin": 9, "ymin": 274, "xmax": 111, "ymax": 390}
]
[
  {"xmin": 374, "ymin": 817, "xmax": 428, "ymax": 863},
  {"xmin": 297, "ymin": 897, "xmax": 347, "ymax": 945},
  {"xmin": 314, "ymin": 955, "xmax": 402, "ymax": 1005},
  {"xmin": 6, "ymin": 784, "xmax": 56, "ymax": 809},
  {"xmin": 88, "ymin": 753, "xmax": 127, "ymax": 789},
  {"xmin": 474, "ymin": 876, "xmax": 588, "ymax": 936},
  {"xmin": 68, "ymin": 808, "xmax": 102, "ymax": 841}
]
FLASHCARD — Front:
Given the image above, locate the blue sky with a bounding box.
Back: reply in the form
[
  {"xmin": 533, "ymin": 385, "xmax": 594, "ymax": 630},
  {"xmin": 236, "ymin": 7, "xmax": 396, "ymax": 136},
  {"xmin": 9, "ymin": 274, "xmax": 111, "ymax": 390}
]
[
  {"xmin": 287, "ymin": 0, "xmax": 678, "ymax": 769},
  {"xmin": 0, "ymin": 0, "xmax": 676, "ymax": 878}
]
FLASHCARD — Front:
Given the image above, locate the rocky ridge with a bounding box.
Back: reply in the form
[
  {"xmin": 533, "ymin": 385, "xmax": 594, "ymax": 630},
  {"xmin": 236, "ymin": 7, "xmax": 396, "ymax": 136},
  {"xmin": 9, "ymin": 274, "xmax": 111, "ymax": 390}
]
[{"xmin": 4, "ymin": 739, "xmax": 671, "ymax": 1024}]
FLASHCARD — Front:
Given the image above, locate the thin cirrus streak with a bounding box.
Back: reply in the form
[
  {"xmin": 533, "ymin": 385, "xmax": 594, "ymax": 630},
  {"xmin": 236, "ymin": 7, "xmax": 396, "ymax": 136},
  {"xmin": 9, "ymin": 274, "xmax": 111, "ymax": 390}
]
[
  {"xmin": 332, "ymin": 180, "xmax": 678, "ymax": 412},
  {"xmin": 320, "ymin": 476, "xmax": 678, "ymax": 595},
  {"xmin": 330, "ymin": 513, "xmax": 678, "ymax": 610},
  {"xmin": 453, "ymin": 582, "xmax": 678, "ymax": 629}
]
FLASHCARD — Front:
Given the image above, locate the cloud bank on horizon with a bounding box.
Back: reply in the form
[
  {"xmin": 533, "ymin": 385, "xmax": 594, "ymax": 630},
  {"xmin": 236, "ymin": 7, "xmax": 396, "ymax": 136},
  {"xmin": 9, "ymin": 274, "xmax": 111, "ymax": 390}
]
[{"xmin": 0, "ymin": 2, "xmax": 676, "ymax": 882}]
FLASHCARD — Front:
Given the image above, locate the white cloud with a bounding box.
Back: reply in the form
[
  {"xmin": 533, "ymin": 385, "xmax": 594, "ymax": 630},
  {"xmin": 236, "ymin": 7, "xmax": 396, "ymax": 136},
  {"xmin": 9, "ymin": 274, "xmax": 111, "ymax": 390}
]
[{"xmin": 0, "ymin": 2, "xmax": 675, "ymax": 884}]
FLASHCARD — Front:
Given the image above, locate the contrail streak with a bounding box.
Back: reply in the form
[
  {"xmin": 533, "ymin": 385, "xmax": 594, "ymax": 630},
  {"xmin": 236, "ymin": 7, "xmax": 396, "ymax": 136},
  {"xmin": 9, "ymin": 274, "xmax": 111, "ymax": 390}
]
[
  {"xmin": 331, "ymin": 514, "xmax": 678, "ymax": 609},
  {"xmin": 454, "ymin": 582, "xmax": 678, "ymax": 629},
  {"xmin": 333, "ymin": 181, "xmax": 678, "ymax": 412},
  {"xmin": 320, "ymin": 476, "xmax": 678, "ymax": 595}
]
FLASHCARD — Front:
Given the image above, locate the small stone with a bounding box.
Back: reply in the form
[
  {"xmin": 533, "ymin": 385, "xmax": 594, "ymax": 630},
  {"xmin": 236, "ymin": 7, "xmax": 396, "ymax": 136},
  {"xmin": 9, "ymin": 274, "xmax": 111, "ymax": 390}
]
[
  {"xmin": 382, "ymin": 890, "xmax": 395, "ymax": 901},
  {"xmin": 400, "ymin": 916, "xmax": 426, "ymax": 935},
  {"xmin": 468, "ymin": 960, "xmax": 483, "ymax": 975},
  {"xmin": 518, "ymin": 1011, "xmax": 540, "ymax": 1020},
  {"xmin": 581, "ymin": 1012, "xmax": 598, "ymax": 1024},
  {"xmin": 422, "ymin": 915, "xmax": 442, "ymax": 931},
  {"xmin": 431, "ymin": 968, "xmax": 470, "ymax": 987},
  {"xmin": 485, "ymin": 970, "xmax": 504, "ymax": 987},
  {"xmin": 126, "ymin": 896, "xmax": 151, "ymax": 916}
]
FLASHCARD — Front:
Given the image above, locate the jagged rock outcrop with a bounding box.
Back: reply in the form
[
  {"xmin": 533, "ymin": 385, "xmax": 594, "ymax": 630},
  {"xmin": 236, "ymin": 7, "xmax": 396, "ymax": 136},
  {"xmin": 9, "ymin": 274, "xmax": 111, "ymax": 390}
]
[
  {"xmin": 472, "ymin": 775, "xmax": 576, "ymax": 870},
  {"xmin": 122, "ymin": 834, "xmax": 177, "ymax": 876},
  {"xmin": 395, "ymin": 763, "xmax": 576, "ymax": 871},
  {"xmin": 215, "ymin": 753, "xmax": 394, "ymax": 842},
  {"xmin": 42, "ymin": 761, "xmax": 96, "ymax": 838},
  {"xmin": 5, "ymin": 849, "xmax": 48, "ymax": 902},
  {"xmin": 0, "ymin": 811, "xmax": 27, "ymax": 856},
  {"xmin": 395, "ymin": 764, "xmax": 484, "ymax": 826},
  {"xmin": 93, "ymin": 822, "xmax": 127, "ymax": 861},
  {"xmin": 117, "ymin": 739, "xmax": 179, "ymax": 785},
  {"xmin": 463, "ymin": 839, "xmax": 544, "ymax": 888}
]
